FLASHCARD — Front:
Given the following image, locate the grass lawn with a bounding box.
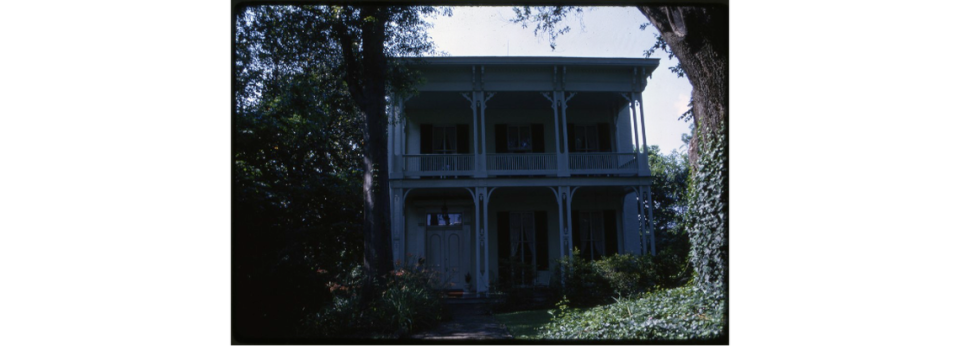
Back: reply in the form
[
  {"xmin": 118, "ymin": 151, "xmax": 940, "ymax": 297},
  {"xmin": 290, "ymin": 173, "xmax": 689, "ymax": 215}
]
[{"xmin": 492, "ymin": 309, "xmax": 554, "ymax": 339}]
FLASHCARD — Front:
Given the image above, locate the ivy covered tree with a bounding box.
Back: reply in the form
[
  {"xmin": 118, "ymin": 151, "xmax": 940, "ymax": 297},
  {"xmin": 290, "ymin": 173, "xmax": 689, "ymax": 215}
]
[{"xmin": 512, "ymin": 5, "xmax": 728, "ymax": 295}]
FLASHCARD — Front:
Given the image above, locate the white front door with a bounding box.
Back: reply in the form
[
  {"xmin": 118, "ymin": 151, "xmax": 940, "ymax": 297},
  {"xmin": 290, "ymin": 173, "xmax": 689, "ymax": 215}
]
[{"xmin": 426, "ymin": 229, "xmax": 467, "ymax": 290}]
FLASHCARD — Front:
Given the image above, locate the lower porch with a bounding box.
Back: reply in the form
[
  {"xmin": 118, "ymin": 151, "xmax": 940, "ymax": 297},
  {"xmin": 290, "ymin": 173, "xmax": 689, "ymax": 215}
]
[{"xmin": 388, "ymin": 184, "xmax": 656, "ymax": 296}]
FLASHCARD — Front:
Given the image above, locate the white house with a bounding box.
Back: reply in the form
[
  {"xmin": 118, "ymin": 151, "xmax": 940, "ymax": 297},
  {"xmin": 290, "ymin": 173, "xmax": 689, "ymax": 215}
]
[{"xmin": 387, "ymin": 56, "xmax": 659, "ymax": 295}]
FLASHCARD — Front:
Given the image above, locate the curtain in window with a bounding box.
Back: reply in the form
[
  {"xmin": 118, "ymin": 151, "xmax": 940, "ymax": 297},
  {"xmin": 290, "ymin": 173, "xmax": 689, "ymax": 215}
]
[
  {"xmin": 591, "ymin": 215, "xmax": 605, "ymax": 256},
  {"xmin": 522, "ymin": 213, "xmax": 535, "ymax": 261}
]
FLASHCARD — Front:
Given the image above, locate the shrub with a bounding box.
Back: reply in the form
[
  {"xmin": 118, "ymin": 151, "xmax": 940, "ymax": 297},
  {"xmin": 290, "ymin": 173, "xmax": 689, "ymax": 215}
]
[
  {"xmin": 551, "ymin": 249, "xmax": 611, "ymax": 307},
  {"xmin": 301, "ymin": 262, "xmax": 446, "ymax": 338},
  {"xmin": 552, "ymin": 250, "xmax": 667, "ymax": 307}
]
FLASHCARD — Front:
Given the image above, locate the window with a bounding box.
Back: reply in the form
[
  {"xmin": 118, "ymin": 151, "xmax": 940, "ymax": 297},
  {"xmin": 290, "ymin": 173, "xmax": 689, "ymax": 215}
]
[
  {"xmin": 578, "ymin": 211, "xmax": 605, "ymax": 260},
  {"xmin": 426, "ymin": 212, "xmax": 462, "ymax": 227},
  {"xmin": 507, "ymin": 125, "xmax": 532, "ymax": 152},
  {"xmin": 432, "ymin": 125, "xmax": 457, "ymax": 154},
  {"xmin": 573, "ymin": 125, "xmax": 599, "ymax": 152},
  {"xmin": 509, "ymin": 212, "xmax": 536, "ymax": 266}
]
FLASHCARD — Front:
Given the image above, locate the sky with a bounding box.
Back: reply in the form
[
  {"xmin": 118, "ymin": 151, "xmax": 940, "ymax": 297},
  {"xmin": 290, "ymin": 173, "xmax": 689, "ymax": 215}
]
[{"xmin": 426, "ymin": 6, "xmax": 693, "ymax": 156}]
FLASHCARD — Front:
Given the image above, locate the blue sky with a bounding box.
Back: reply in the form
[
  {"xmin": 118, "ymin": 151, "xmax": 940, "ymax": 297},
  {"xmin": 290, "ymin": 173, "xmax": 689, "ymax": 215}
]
[{"xmin": 427, "ymin": 6, "xmax": 693, "ymax": 156}]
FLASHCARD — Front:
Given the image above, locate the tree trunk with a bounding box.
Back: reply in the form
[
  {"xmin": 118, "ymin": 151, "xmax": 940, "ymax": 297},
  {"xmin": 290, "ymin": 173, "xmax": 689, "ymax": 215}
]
[
  {"xmin": 334, "ymin": 6, "xmax": 394, "ymax": 304},
  {"xmin": 637, "ymin": 6, "xmax": 727, "ymax": 166}
]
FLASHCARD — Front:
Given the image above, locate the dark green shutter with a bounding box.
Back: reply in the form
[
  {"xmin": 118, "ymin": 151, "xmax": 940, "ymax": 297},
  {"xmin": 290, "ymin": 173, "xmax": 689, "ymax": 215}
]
[
  {"xmin": 456, "ymin": 124, "xmax": 469, "ymax": 154},
  {"xmin": 535, "ymin": 211, "xmax": 548, "ymax": 270},
  {"xmin": 598, "ymin": 123, "xmax": 611, "ymax": 152},
  {"xmin": 495, "ymin": 124, "xmax": 507, "ymax": 153},
  {"xmin": 604, "ymin": 210, "xmax": 618, "ymax": 256},
  {"xmin": 532, "ymin": 124, "xmax": 545, "ymax": 153},
  {"xmin": 420, "ymin": 124, "xmax": 433, "ymax": 154}
]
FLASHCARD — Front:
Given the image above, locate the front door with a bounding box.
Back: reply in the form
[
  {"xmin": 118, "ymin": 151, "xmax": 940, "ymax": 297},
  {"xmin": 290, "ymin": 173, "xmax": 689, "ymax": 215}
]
[{"xmin": 426, "ymin": 229, "xmax": 467, "ymax": 290}]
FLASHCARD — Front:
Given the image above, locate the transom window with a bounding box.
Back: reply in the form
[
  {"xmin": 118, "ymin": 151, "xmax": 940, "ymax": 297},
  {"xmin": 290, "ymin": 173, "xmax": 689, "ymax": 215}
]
[
  {"xmin": 432, "ymin": 125, "xmax": 457, "ymax": 154},
  {"xmin": 507, "ymin": 125, "xmax": 533, "ymax": 152},
  {"xmin": 573, "ymin": 125, "xmax": 599, "ymax": 152},
  {"xmin": 427, "ymin": 212, "xmax": 462, "ymax": 227}
]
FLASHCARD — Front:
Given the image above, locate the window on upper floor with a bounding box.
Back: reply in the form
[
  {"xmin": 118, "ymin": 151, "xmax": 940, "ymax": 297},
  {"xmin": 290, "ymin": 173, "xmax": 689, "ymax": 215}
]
[
  {"xmin": 573, "ymin": 125, "xmax": 599, "ymax": 152},
  {"xmin": 507, "ymin": 125, "xmax": 533, "ymax": 152},
  {"xmin": 432, "ymin": 125, "xmax": 457, "ymax": 154}
]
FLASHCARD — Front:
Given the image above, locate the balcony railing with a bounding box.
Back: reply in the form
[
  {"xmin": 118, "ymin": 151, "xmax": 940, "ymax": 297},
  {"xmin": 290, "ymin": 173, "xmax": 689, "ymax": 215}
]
[
  {"xmin": 403, "ymin": 154, "xmax": 474, "ymax": 177},
  {"xmin": 400, "ymin": 152, "xmax": 645, "ymax": 178},
  {"xmin": 569, "ymin": 153, "xmax": 639, "ymax": 175},
  {"xmin": 487, "ymin": 153, "xmax": 557, "ymax": 175}
]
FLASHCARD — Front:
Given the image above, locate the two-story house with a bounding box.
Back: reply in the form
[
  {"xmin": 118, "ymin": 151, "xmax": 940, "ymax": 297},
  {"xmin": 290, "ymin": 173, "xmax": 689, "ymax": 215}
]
[{"xmin": 386, "ymin": 56, "xmax": 659, "ymax": 295}]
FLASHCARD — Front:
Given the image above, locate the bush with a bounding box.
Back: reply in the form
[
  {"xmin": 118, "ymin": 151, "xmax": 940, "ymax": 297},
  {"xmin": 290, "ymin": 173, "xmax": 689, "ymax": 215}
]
[
  {"xmin": 538, "ymin": 286, "xmax": 724, "ymax": 340},
  {"xmin": 552, "ymin": 250, "xmax": 668, "ymax": 307},
  {"xmin": 301, "ymin": 262, "xmax": 446, "ymax": 338}
]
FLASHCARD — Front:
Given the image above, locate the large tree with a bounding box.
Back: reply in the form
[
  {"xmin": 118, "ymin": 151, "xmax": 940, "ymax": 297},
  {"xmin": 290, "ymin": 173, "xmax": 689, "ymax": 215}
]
[
  {"xmin": 323, "ymin": 5, "xmax": 447, "ymax": 302},
  {"xmin": 233, "ymin": 5, "xmax": 446, "ymax": 339},
  {"xmin": 636, "ymin": 6, "xmax": 727, "ymax": 165}
]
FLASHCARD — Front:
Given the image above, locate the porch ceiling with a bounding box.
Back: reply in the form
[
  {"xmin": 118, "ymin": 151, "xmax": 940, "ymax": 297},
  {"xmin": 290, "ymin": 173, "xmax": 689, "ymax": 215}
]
[{"xmin": 404, "ymin": 91, "xmax": 628, "ymax": 111}]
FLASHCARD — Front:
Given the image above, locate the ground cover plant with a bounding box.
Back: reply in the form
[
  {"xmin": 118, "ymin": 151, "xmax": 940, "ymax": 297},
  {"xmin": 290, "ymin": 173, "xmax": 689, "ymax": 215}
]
[{"xmin": 538, "ymin": 286, "xmax": 723, "ymax": 340}]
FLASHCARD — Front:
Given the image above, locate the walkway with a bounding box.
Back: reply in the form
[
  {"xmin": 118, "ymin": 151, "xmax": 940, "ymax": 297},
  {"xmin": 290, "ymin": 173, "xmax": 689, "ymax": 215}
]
[{"xmin": 409, "ymin": 301, "xmax": 512, "ymax": 340}]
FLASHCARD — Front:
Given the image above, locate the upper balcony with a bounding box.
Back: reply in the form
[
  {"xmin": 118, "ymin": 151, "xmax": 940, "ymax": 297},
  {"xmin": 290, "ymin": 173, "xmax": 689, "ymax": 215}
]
[
  {"xmin": 400, "ymin": 152, "xmax": 648, "ymax": 178},
  {"xmin": 386, "ymin": 57, "xmax": 659, "ymax": 181}
]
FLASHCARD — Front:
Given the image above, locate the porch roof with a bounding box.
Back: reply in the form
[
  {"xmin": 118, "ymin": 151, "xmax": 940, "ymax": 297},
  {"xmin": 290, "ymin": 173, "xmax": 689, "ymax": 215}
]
[{"xmin": 402, "ymin": 56, "xmax": 660, "ymax": 69}]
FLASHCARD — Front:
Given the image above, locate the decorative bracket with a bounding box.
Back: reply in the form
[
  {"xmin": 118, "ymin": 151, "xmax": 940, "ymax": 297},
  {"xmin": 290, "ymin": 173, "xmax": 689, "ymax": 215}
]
[{"xmin": 484, "ymin": 92, "xmax": 496, "ymax": 104}]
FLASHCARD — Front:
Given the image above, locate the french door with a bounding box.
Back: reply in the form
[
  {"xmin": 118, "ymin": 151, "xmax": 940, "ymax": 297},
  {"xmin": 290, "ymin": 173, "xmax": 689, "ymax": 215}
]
[{"xmin": 425, "ymin": 229, "xmax": 468, "ymax": 290}]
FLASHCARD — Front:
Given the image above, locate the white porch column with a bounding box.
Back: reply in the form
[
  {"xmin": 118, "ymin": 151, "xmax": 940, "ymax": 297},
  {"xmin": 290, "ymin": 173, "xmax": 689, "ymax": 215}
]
[
  {"xmin": 479, "ymin": 91, "xmax": 493, "ymax": 177},
  {"xmin": 549, "ymin": 186, "xmax": 567, "ymax": 286},
  {"xmin": 388, "ymin": 94, "xmax": 397, "ymax": 179},
  {"xmin": 481, "ymin": 187, "xmax": 494, "ymax": 295},
  {"xmin": 558, "ymin": 91, "xmax": 572, "ymax": 177},
  {"xmin": 475, "ymin": 187, "xmax": 490, "ymax": 293},
  {"xmin": 470, "ymin": 92, "xmax": 480, "ymax": 177},
  {"xmin": 635, "ymin": 91, "xmax": 648, "ymax": 155},
  {"xmin": 642, "ymin": 186, "xmax": 655, "ymax": 255},
  {"xmin": 562, "ymin": 186, "xmax": 575, "ymax": 259},
  {"xmin": 391, "ymin": 188, "xmax": 405, "ymax": 268},
  {"xmin": 633, "ymin": 186, "xmax": 646, "ymax": 255},
  {"xmin": 629, "ymin": 96, "xmax": 642, "ymax": 176}
]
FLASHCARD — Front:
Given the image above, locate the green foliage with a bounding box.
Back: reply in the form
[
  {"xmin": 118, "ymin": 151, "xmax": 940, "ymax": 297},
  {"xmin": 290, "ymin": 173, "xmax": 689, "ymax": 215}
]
[
  {"xmin": 301, "ymin": 262, "xmax": 446, "ymax": 338},
  {"xmin": 686, "ymin": 122, "xmax": 727, "ymax": 296},
  {"xmin": 496, "ymin": 256, "xmax": 538, "ymax": 289},
  {"xmin": 233, "ymin": 5, "xmax": 449, "ymax": 340},
  {"xmin": 553, "ymin": 251, "xmax": 677, "ymax": 307},
  {"xmin": 551, "ymin": 249, "xmax": 610, "ymax": 307},
  {"xmin": 647, "ymin": 145, "xmax": 694, "ymax": 287},
  {"xmin": 538, "ymin": 286, "xmax": 724, "ymax": 340}
]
